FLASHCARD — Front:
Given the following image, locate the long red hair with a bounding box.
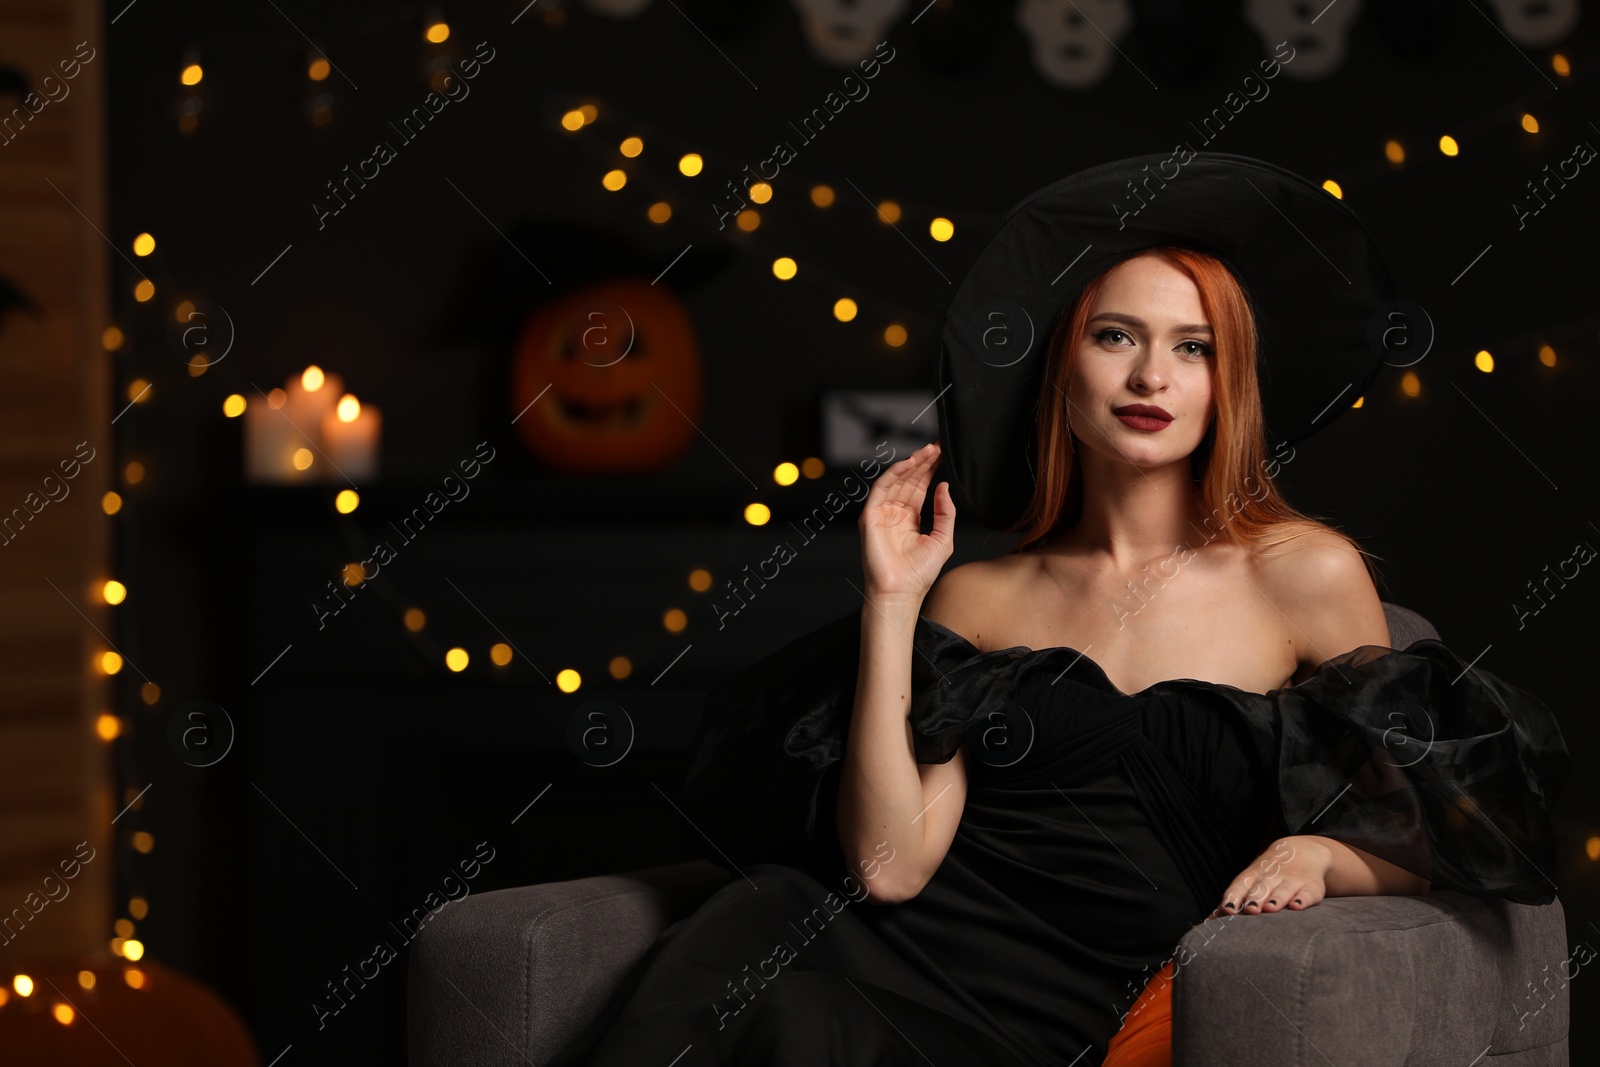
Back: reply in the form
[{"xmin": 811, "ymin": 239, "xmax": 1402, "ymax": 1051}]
[{"xmin": 1004, "ymin": 245, "xmax": 1385, "ymax": 590}]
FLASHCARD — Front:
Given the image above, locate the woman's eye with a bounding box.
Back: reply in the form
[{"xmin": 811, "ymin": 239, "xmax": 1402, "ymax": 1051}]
[
  {"xmin": 1095, "ymin": 328, "xmax": 1131, "ymax": 346},
  {"xmin": 1179, "ymin": 341, "xmax": 1213, "ymax": 358}
]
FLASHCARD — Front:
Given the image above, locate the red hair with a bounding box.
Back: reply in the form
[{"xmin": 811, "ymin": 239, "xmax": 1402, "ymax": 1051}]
[{"xmin": 1005, "ymin": 245, "xmax": 1385, "ymax": 590}]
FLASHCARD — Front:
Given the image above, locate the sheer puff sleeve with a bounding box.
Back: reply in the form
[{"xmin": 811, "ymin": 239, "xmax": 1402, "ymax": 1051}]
[
  {"xmin": 1266, "ymin": 638, "xmax": 1573, "ymax": 906},
  {"xmin": 680, "ymin": 611, "xmax": 1006, "ymax": 875}
]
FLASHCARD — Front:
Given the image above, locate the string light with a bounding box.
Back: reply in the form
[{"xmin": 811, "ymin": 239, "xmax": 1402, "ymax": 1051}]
[
  {"xmin": 132, "ymin": 233, "xmax": 156, "ymax": 256},
  {"xmin": 677, "ymin": 152, "xmax": 703, "ymax": 176},
  {"xmin": 771, "ymin": 257, "xmax": 797, "ymax": 280}
]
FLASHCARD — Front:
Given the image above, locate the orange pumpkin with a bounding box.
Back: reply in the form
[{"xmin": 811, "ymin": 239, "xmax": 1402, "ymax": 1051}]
[{"xmin": 510, "ymin": 277, "xmax": 703, "ymax": 473}]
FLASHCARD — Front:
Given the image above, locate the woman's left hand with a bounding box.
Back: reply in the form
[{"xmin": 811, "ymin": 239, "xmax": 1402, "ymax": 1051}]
[{"xmin": 1210, "ymin": 836, "xmax": 1333, "ymax": 918}]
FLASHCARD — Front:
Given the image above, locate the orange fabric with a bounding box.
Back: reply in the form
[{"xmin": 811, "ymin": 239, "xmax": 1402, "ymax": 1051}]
[{"xmin": 1103, "ymin": 959, "xmax": 1175, "ymax": 1067}]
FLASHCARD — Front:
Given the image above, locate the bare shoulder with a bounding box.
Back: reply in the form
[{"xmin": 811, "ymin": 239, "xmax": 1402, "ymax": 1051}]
[
  {"xmin": 1254, "ymin": 523, "xmax": 1391, "ymax": 669},
  {"xmin": 921, "ymin": 556, "xmax": 1020, "ymax": 648}
]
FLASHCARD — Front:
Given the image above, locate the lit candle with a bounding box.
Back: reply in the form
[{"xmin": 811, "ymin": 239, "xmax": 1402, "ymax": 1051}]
[
  {"xmin": 244, "ymin": 390, "xmax": 303, "ymax": 484},
  {"xmin": 322, "ymin": 396, "xmax": 381, "ymax": 482},
  {"xmin": 284, "ymin": 367, "xmax": 342, "ymax": 449}
]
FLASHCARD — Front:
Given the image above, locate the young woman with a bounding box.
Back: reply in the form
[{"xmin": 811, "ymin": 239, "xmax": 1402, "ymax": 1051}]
[{"xmin": 552, "ymin": 156, "xmax": 1569, "ymax": 1067}]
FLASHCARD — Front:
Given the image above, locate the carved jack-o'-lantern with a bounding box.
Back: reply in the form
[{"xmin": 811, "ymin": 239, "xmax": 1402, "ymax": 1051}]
[{"xmin": 510, "ymin": 276, "xmax": 702, "ymax": 473}]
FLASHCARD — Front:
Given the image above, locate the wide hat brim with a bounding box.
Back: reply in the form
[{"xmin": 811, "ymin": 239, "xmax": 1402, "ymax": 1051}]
[{"xmin": 935, "ymin": 151, "xmax": 1398, "ymax": 532}]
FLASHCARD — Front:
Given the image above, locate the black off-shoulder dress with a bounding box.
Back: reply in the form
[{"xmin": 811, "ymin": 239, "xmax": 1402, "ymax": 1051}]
[{"xmin": 550, "ymin": 612, "xmax": 1571, "ymax": 1067}]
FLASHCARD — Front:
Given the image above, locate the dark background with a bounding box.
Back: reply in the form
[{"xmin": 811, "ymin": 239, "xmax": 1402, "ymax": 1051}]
[{"xmin": 99, "ymin": 1, "xmax": 1598, "ymax": 1063}]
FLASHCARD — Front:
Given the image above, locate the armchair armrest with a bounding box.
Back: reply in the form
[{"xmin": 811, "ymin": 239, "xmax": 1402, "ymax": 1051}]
[
  {"xmin": 407, "ymin": 858, "xmax": 731, "ymax": 1067},
  {"xmin": 1172, "ymin": 890, "xmax": 1569, "ymax": 1066}
]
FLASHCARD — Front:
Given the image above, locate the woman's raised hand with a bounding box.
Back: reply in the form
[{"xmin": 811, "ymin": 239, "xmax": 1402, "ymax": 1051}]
[{"xmin": 858, "ymin": 442, "xmax": 956, "ymax": 603}]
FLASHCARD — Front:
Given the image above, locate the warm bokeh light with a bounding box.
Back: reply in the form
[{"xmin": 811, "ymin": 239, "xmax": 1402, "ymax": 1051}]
[
  {"xmin": 335, "ymin": 489, "xmax": 360, "ymax": 514},
  {"xmin": 833, "ymin": 297, "xmax": 858, "ymax": 322},
  {"xmin": 223, "ymin": 394, "xmax": 246, "ymax": 417},
  {"xmin": 1587, "ymin": 835, "xmax": 1600, "ymax": 861},
  {"xmin": 811, "ymin": 184, "xmax": 835, "ymax": 207},
  {"xmin": 99, "ymin": 651, "xmax": 124, "ymax": 675},
  {"xmin": 187, "ymin": 355, "xmax": 209, "ymax": 378},
  {"xmin": 404, "ymin": 607, "xmax": 426, "ymax": 632},
  {"xmin": 1384, "ymin": 140, "xmax": 1405, "ymax": 164},
  {"xmin": 1539, "ymin": 344, "xmax": 1556, "ymax": 367},
  {"xmin": 771, "ymin": 257, "xmax": 797, "ymax": 280},
  {"xmin": 773, "ymin": 462, "xmax": 799, "ymax": 486},
  {"xmin": 128, "ymin": 379, "xmax": 151, "ymax": 403},
  {"xmin": 115, "ymin": 919, "xmax": 134, "ymax": 939},
  {"xmin": 556, "ymin": 668, "xmax": 582, "ymax": 693},
  {"xmin": 140, "ymin": 682, "xmax": 160, "ymax": 705},
  {"xmin": 131, "ymin": 832, "xmax": 154, "ymax": 854},
  {"xmin": 1352, "ymin": 396, "xmax": 1364, "ymax": 408},
  {"xmin": 130, "ymin": 897, "xmax": 148, "ymax": 919},
  {"xmin": 425, "ymin": 22, "xmax": 450, "ymax": 43},
  {"xmin": 608, "ymin": 656, "xmax": 632, "ymax": 680},
  {"xmin": 180, "ymin": 64, "xmax": 202, "ymax": 86},
  {"xmin": 801, "ymin": 457, "xmax": 825, "ymax": 478},
  {"xmin": 124, "ymin": 969, "xmax": 146, "ymax": 989},
  {"xmin": 52, "ymin": 1003, "xmax": 74, "ymax": 1026},
  {"xmin": 336, "ymin": 394, "xmax": 360, "ymax": 422},
  {"xmin": 663, "ymin": 608, "xmax": 687, "ymax": 633},
  {"xmin": 490, "ymin": 643, "xmax": 513, "ymax": 666},
  {"xmin": 678, "ymin": 152, "xmax": 703, "ymax": 176},
  {"xmin": 292, "ymin": 448, "xmax": 314, "ymax": 470},
  {"xmin": 1322, "ymin": 179, "xmax": 1343, "ymax": 199},
  {"xmin": 267, "ymin": 387, "xmax": 287, "ymax": 409},
  {"xmin": 688, "ymin": 568, "xmax": 712, "ymax": 592},
  {"xmin": 1401, "ymin": 370, "xmax": 1421, "ymax": 397},
  {"xmin": 750, "ymin": 182, "xmax": 773, "ymax": 204},
  {"xmin": 124, "ymin": 461, "xmax": 145, "ymax": 484},
  {"xmin": 103, "ymin": 491, "xmax": 123, "ymax": 515},
  {"xmin": 445, "ymin": 647, "xmax": 469, "ymax": 671},
  {"xmin": 308, "ymin": 57, "xmax": 330, "ymax": 81},
  {"xmin": 103, "ymin": 325, "xmax": 125, "ymax": 350},
  {"xmin": 132, "ymin": 232, "xmax": 156, "ymax": 256},
  {"xmin": 13, "ymin": 975, "xmax": 33, "ymax": 996},
  {"xmin": 1438, "ymin": 135, "xmax": 1459, "ymax": 156},
  {"xmin": 134, "ymin": 279, "xmax": 155, "ymax": 302},
  {"xmin": 876, "ymin": 200, "xmax": 901, "ymax": 224},
  {"xmin": 96, "ymin": 714, "xmax": 120, "ymax": 741},
  {"xmin": 102, "ymin": 580, "xmax": 127, "ymax": 605},
  {"xmin": 342, "ymin": 562, "xmax": 365, "ymax": 586},
  {"xmin": 173, "ymin": 300, "xmax": 195, "ymax": 323},
  {"xmin": 302, "ymin": 365, "xmax": 325, "ymax": 391},
  {"xmin": 1521, "ymin": 113, "xmax": 1539, "ymax": 134},
  {"xmin": 77, "ymin": 971, "xmax": 96, "ymax": 990},
  {"xmin": 884, "ymin": 323, "xmax": 907, "ymax": 347},
  {"xmin": 929, "ymin": 217, "xmax": 954, "ymax": 241},
  {"xmin": 1552, "ymin": 53, "xmax": 1570, "ymax": 76},
  {"xmin": 579, "ymin": 104, "xmax": 597, "ymax": 123},
  {"xmin": 620, "ymin": 136, "xmax": 643, "ymax": 157},
  {"xmin": 1474, "ymin": 350, "xmax": 1494, "ymax": 373},
  {"xmin": 123, "ymin": 939, "xmax": 145, "ymax": 961},
  {"xmin": 602, "ymin": 169, "xmax": 627, "ymax": 191},
  {"xmin": 736, "ymin": 209, "xmax": 760, "ymax": 231},
  {"xmin": 561, "ymin": 109, "xmax": 585, "ymax": 131},
  {"xmin": 648, "ymin": 201, "xmax": 672, "ymax": 223},
  {"xmin": 744, "ymin": 502, "xmax": 771, "ymax": 525}
]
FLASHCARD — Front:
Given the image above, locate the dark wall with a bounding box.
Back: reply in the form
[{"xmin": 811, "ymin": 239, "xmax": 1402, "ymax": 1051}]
[{"xmin": 101, "ymin": 2, "xmax": 1598, "ymax": 1064}]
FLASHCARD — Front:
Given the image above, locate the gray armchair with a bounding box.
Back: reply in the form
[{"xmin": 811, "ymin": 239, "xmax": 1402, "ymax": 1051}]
[{"xmin": 407, "ymin": 604, "xmax": 1571, "ymax": 1065}]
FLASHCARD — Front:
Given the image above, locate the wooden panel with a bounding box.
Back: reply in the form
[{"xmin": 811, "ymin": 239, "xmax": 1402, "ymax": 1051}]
[{"xmin": 0, "ymin": 0, "xmax": 112, "ymax": 965}]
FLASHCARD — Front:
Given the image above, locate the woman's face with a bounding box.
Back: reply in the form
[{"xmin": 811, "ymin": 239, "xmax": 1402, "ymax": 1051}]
[{"xmin": 1064, "ymin": 254, "xmax": 1217, "ymax": 470}]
